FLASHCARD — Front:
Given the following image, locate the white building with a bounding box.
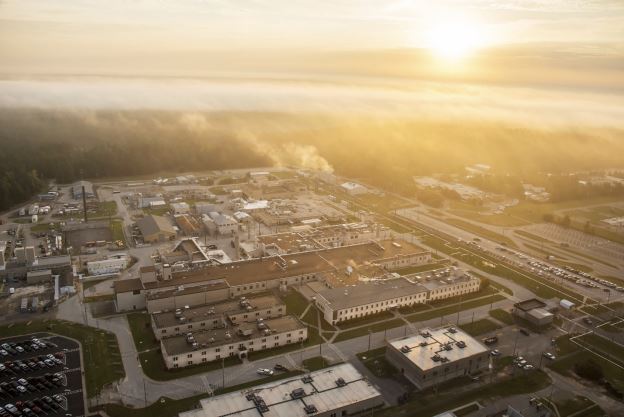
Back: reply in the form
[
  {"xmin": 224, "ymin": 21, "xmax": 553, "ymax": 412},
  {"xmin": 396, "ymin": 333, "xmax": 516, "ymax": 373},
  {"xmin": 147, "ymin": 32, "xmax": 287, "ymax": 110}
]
[
  {"xmin": 203, "ymin": 212, "xmax": 238, "ymax": 235},
  {"xmin": 171, "ymin": 202, "xmax": 190, "ymax": 215},
  {"xmin": 341, "ymin": 182, "xmax": 368, "ymax": 195},
  {"xmin": 87, "ymin": 254, "xmax": 129, "ymax": 275},
  {"xmin": 315, "ymin": 277, "xmax": 428, "ymax": 325},
  {"xmin": 179, "ymin": 363, "xmax": 384, "ymax": 417},
  {"xmin": 160, "ymin": 316, "xmax": 307, "ymax": 368},
  {"xmin": 385, "ymin": 326, "xmax": 489, "ymax": 389}
]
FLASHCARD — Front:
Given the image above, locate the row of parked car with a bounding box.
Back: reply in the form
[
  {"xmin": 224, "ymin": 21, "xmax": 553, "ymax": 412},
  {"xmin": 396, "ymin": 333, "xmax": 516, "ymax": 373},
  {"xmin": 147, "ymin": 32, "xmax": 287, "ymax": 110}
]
[
  {"xmin": 0, "ymin": 372, "xmax": 65, "ymax": 399},
  {"xmin": 1, "ymin": 353, "xmax": 64, "ymax": 376},
  {"xmin": 0, "ymin": 339, "xmax": 56, "ymax": 358},
  {"xmin": 1, "ymin": 394, "xmax": 64, "ymax": 417}
]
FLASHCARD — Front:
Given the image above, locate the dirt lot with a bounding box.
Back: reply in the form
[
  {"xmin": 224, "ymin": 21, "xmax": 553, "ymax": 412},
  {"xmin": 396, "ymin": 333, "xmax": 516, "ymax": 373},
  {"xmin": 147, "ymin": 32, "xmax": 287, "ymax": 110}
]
[{"xmin": 65, "ymin": 226, "xmax": 112, "ymax": 248}]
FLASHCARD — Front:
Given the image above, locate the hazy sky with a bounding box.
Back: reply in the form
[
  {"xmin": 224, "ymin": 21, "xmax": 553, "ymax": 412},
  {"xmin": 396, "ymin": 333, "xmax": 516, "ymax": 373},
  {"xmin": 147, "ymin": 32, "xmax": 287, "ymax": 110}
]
[{"xmin": 1, "ymin": 0, "xmax": 622, "ymax": 128}]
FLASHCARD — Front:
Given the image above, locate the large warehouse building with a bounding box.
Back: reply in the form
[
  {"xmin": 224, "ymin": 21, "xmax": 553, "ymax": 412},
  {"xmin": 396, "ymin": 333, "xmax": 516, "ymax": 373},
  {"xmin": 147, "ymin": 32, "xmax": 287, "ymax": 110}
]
[
  {"xmin": 178, "ymin": 363, "xmax": 384, "ymax": 417},
  {"xmin": 136, "ymin": 215, "xmax": 177, "ymax": 243},
  {"xmin": 385, "ymin": 326, "xmax": 489, "ymax": 390},
  {"xmin": 113, "ymin": 239, "xmax": 432, "ymax": 312}
]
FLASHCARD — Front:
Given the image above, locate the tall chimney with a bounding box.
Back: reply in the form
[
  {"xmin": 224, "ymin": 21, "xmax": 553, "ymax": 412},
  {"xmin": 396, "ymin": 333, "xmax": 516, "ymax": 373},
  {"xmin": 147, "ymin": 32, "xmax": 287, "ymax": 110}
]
[{"xmin": 82, "ymin": 185, "xmax": 88, "ymax": 223}]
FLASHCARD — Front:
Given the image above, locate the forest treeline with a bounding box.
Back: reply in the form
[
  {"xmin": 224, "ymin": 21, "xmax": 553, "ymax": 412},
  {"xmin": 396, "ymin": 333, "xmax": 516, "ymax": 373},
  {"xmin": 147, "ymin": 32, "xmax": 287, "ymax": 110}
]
[{"xmin": 1, "ymin": 109, "xmax": 623, "ymax": 211}]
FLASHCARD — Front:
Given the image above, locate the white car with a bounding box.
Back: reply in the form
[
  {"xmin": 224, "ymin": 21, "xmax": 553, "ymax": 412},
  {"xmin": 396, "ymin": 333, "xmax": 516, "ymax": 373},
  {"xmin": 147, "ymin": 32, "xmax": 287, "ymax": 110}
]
[
  {"xmin": 16, "ymin": 385, "xmax": 27, "ymax": 393},
  {"xmin": 257, "ymin": 368, "xmax": 274, "ymax": 376},
  {"xmin": 0, "ymin": 349, "xmax": 8, "ymax": 356},
  {"xmin": 15, "ymin": 346, "xmax": 24, "ymax": 353},
  {"xmin": 17, "ymin": 378, "xmax": 28, "ymax": 386},
  {"xmin": 543, "ymin": 352, "xmax": 556, "ymax": 360},
  {"xmin": 490, "ymin": 349, "xmax": 501, "ymax": 356},
  {"xmin": 523, "ymin": 364, "xmax": 534, "ymax": 370}
]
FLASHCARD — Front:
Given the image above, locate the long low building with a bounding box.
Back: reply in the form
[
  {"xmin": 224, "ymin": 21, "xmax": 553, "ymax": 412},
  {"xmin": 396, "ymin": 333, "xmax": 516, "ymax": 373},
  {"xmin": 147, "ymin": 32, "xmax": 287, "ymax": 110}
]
[
  {"xmin": 315, "ymin": 277, "xmax": 428, "ymax": 325},
  {"xmin": 161, "ymin": 315, "xmax": 307, "ymax": 368},
  {"xmin": 385, "ymin": 326, "xmax": 489, "ymax": 390},
  {"xmin": 315, "ymin": 270, "xmax": 481, "ymax": 325},
  {"xmin": 179, "ymin": 363, "xmax": 384, "ymax": 417},
  {"xmin": 151, "ymin": 295, "xmax": 286, "ymax": 340},
  {"xmin": 113, "ymin": 239, "xmax": 432, "ymax": 312}
]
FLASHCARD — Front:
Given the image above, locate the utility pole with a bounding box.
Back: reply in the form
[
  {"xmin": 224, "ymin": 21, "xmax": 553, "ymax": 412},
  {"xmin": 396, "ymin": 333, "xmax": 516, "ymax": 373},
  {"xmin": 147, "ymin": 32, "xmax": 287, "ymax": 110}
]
[
  {"xmin": 368, "ymin": 329, "xmax": 372, "ymax": 352},
  {"xmin": 222, "ymin": 357, "xmax": 225, "ymax": 388}
]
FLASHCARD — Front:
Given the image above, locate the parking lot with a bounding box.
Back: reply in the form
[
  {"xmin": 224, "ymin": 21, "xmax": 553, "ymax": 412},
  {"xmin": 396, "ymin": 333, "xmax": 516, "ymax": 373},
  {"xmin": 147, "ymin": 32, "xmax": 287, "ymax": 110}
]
[{"xmin": 0, "ymin": 334, "xmax": 85, "ymax": 417}]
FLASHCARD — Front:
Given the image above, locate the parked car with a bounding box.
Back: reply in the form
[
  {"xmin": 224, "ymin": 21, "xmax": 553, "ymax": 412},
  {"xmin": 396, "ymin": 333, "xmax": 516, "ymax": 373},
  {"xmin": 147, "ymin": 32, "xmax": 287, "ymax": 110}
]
[
  {"xmin": 543, "ymin": 352, "xmax": 556, "ymax": 360},
  {"xmin": 519, "ymin": 328, "xmax": 530, "ymax": 336},
  {"xmin": 274, "ymin": 364, "xmax": 288, "ymax": 372},
  {"xmin": 257, "ymin": 368, "xmax": 274, "ymax": 376},
  {"xmin": 483, "ymin": 336, "xmax": 498, "ymax": 345},
  {"xmin": 489, "ymin": 349, "xmax": 501, "ymax": 356}
]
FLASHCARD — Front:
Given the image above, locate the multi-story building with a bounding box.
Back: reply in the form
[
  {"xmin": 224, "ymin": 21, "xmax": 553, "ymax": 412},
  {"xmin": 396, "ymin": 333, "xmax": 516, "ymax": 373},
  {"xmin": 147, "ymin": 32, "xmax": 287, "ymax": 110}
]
[
  {"xmin": 178, "ymin": 363, "xmax": 384, "ymax": 417},
  {"xmin": 315, "ymin": 277, "xmax": 428, "ymax": 325},
  {"xmin": 150, "ymin": 294, "xmax": 286, "ymax": 339},
  {"xmin": 160, "ymin": 316, "xmax": 307, "ymax": 368},
  {"xmin": 86, "ymin": 254, "xmax": 129, "ymax": 275},
  {"xmin": 386, "ymin": 326, "xmax": 489, "ymax": 390},
  {"xmin": 113, "ymin": 239, "xmax": 433, "ymax": 312}
]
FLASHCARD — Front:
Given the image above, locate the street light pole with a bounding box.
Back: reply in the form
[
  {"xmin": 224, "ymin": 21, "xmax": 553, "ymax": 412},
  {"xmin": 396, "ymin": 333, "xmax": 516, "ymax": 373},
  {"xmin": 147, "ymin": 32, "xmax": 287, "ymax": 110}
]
[{"xmin": 368, "ymin": 329, "xmax": 372, "ymax": 352}]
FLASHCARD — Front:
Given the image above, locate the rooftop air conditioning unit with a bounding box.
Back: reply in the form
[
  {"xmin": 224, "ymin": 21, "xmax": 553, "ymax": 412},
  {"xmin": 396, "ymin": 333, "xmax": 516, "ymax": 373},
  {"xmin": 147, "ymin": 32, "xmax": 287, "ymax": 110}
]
[
  {"xmin": 302, "ymin": 376, "xmax": 313, "ymax": 384},
  {"xmin": 400, "ymin": 346, "xmax": 411, "ymax": 353},
  {"xmin": 304, "ymin": 404, "xmax": 318, "ymax": 415},
  {"xmin": 335, "ymin": 378, "xmax": 347, "ymax": 387}
]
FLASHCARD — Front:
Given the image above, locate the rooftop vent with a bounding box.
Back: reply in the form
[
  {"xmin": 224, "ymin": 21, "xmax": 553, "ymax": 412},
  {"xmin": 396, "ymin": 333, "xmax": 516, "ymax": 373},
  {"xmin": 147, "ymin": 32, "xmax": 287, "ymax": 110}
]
[
  {"xmin": 440, "ymin": 357, "xmax": 449, "ymax": 363},
  {"xmin": 432, "ymin": 354, "xmax": 441, "ymax": 362},
  {"xmin": 420, "ymin": 331, "xmax": 431, "ymax": 338},
  {"xmin": 335, "ymin": 377, "xmax": 347, "ymax": 387},
  {"xmin": 456, "ymin": 341, "xmax": 466, "ymax": 349},
  {"xmin": 290, "ymin": 388, "xmax": 306, "ymax": 399},
  {"xmin": 304, "ymin": 404, "xmax": 318, "ymax": 415},
  {"xmin": 448, "ymin": 327, "xmax": 457, "ymax": 334},
  {"xmin": 302, "ymin": 376, "xmax": 313, "ymax": 384},
  {"xmin": 400, "ymin": 345, "xmax": 411, "ymax": 354},
  {"xmin": 443, "ymin": 344, "xmax": 453, "ymax": 351},
  {"xmin": 419, "ymin": 341, "xmax": 427, "ymax": 347}
]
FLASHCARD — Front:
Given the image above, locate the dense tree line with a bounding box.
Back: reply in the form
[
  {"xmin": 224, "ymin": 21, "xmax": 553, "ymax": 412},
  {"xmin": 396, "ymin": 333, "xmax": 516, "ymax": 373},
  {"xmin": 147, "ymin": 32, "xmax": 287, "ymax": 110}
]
[{"xmin": 1, "ymin": 109, "xmax": 623, "ymax": 212}]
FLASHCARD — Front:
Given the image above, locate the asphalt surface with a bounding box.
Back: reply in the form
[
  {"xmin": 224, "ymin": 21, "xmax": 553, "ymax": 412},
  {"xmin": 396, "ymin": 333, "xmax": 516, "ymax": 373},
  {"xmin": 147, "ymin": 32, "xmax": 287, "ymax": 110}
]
[{"xmin": 1, "ymin": 333, "xmax": 86, "ymax": 417}]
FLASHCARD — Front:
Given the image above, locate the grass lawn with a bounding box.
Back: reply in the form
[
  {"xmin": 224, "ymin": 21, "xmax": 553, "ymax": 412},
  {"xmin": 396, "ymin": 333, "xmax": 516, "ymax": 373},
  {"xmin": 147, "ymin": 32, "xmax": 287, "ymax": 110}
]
[
  {"xmin": 489, "ymin": 308, "xmax": 514, "ymax": 325},
  {"xmin": 301, "ymin": 356, "xmax": 334, "ymax": 372},
  {"xmin": 139, "ymin": 348, "xmax": 242, "ymax": 381},
  {"xmin": 443, "ymin": 218, "xmax": 517, "ymax": 248},
  {"xmin": 459, "ymin": 318, "xmax": 501, "ymax": 336},
  {"xmin": 127, "ymin": 312, "xmax": 159, "ymax": 352},
  {"xmin": 280, "ymin": 290, "xmax": 309, "ymax": 317},
  {"xmin": 142, "ymin": 207, "xmax": 170, "ymax": 216},
  {"xmin": 31, "ymin": 222, "xmax": 61, "ymax": 233},
  {"xmin": 398, "ymin": 303, "xmax": 431, "ymax": 315},
  {"xmin": 375, "ymin": 370, "xmax": 551, "ymax": 417},
  {"xmin": 407, "ymin": 294, "xmax": 505, "ymax": 323},
  {"xmin": 0, "ymin": 320, "xmax": 125, "ymax": 397},
  {"xmin": 553, "ymin": 396, "xmax": 600, "ymax": 417},
  {"xmin": 336, "ymin": 310, "xmax": 395, "ymax": 330},
  {"xmin": 109, "ymin": 219, "xmax": 126, "ymax": 244},
  {"xmin": 575, "ymin": 333, "xmax": 624, "ymax": 364},
  {"xmin": 83, "ymin": 294, "xmax": 115, "ymax": 303},
  {"xmin": 301, "ymin": 306, "xmax": 318, "ymax": 325},
  {"xmin": 334, "ymin": 318, "xmax": 405, "ymax": 343}
]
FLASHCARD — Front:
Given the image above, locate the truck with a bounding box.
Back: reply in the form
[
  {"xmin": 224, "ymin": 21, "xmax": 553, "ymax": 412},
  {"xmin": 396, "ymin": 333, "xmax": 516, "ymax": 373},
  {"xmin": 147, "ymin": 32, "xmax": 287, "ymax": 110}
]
[{"xmin": 20, "ymin": 298, "xmax": 29, "ymax": 313}]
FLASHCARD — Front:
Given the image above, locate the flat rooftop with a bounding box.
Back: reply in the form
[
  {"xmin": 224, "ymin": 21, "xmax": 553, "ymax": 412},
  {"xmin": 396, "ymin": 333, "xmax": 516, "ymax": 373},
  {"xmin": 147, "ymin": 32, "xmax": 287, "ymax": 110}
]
[
  {"xmin": 317, "ymin": 277, "xmax": 427, "ymax": 311},
  {"xmin": 162, "ymin": 316, "xmax": 305, "ymax": 356},
  {"xmin": 258, "ymin": 233, "xmax": 324, "ymax": 253},
  {"xmin": 387, "ymin": 326, "xmax": 488, "ymax": 372},
  {"xmin": 514, "ymin": 298, "xmax": 547, "ymax": 312},
  {"xmin": 419, "ymin": 272, "xmax": 479, "ymax": 291},
  {"xmin": 116, "ymin": 240, "xmax": 428, "ymax": 294},
  {"xmin": 146, "ymin": 279, "xmax": 230, "ymax": 301},
  {"xmin": 152, "ymin": 295, "xmax": 283, "ymax": 329},
  {"xmin": 179, "ymin": 363, "xmax": 382, "ymax": 417}
]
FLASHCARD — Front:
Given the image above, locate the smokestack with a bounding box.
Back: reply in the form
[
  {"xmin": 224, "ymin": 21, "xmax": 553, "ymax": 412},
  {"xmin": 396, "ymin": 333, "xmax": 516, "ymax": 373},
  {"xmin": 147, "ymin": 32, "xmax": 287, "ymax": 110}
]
[{"xmin": 82, "ymin": 185, "xmax": 88, "ymax": 223}]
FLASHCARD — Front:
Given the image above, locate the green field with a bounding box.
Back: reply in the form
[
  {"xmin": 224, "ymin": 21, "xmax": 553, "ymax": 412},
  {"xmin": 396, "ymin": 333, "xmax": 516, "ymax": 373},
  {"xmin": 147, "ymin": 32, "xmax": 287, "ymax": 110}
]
[
  {"xmin": 407, "ymin": 294, "xmax": 505, "ymax": 323},
  {"xmin": 459, "ymin": 318, "xmax": 501, "ymax": 336},
  {"xmin": 127, "ymin": 312, "xmax": 159, "ymax": 352},
  {"xmin": 280, "ymin": 290, "xmax": 309, "ymax": 317},
  {"xmin": 0, "ymin": 320, "xmax": 125, "ymax": 397},
  {"xmin": 489, "ymin": 308, "xmax": 515, "ymax": 325},
  {"xmin": 138, "ymin": 348, "xmax": 242, "ymax": 381},
  {"xmin": 109, "ymin": 219, "xmax": 126, "ymax": 244},
  {"xmin": 334, "ymin": 318, "xmax": 405, "ymax": 343}
]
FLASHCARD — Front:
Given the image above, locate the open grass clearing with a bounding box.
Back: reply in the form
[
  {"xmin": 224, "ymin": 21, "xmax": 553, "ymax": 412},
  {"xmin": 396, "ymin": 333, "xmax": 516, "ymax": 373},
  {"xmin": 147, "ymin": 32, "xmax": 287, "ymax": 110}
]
[
  {"xmin": 336, "ymin": 310, "xmax": 395, "ymax": 330},
  {"xmin": 489, "ymin": 308, "xmax": 514, "ymax": 325},
  {"xmin": 334, "ymin": 318, "xmax": 405, "ymax": 343},
  {"xmin": 127, "ymin": 312, "xmax": 159, "ymax": 352},
  {"xmin": 459, "ymin": 318, "xmax": 501, "ymax": 336},
  {"xmin": 280, "ymin": 290, "xmax": 309, "ymax": 317},
  {"xmin": 407, "ymin": 294, "xmax": 505, "ymax": 323}
]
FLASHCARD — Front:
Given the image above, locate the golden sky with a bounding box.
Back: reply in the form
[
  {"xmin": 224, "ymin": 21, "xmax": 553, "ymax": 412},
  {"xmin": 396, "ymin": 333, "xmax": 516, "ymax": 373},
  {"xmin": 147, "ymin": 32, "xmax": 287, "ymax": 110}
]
[{"xmin": 0, "ymin": 0, "xmax": 622, "ymax": 127}]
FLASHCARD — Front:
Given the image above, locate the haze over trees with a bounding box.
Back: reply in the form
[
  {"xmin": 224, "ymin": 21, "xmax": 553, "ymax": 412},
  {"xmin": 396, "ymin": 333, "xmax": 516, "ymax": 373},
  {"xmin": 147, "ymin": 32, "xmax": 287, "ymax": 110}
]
[{"xmin": 1, "ymin": 109, "xmax": 623, "ymax": 211}]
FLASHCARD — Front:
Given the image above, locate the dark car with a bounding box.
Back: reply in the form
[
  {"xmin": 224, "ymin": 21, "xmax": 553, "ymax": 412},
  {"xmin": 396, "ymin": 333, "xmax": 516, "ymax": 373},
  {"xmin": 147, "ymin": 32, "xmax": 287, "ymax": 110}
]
[
  {"xmin": 519, "ymin": 328, "xmax": 530, "ymax": 336},
  {"xmin": 273, "ymin": 364, "xmax": 288, "ymax": 372},
  {"xmin": 483, "ymin": 336, "xmax": 498, "ymax": 345}
]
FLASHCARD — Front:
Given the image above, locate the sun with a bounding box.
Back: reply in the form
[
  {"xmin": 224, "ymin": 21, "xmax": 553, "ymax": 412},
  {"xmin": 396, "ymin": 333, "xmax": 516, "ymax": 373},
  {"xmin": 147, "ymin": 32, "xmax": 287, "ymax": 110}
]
[{"xmin": 424, "ymin": 18, "xmax": 484, "ymax": 61}]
